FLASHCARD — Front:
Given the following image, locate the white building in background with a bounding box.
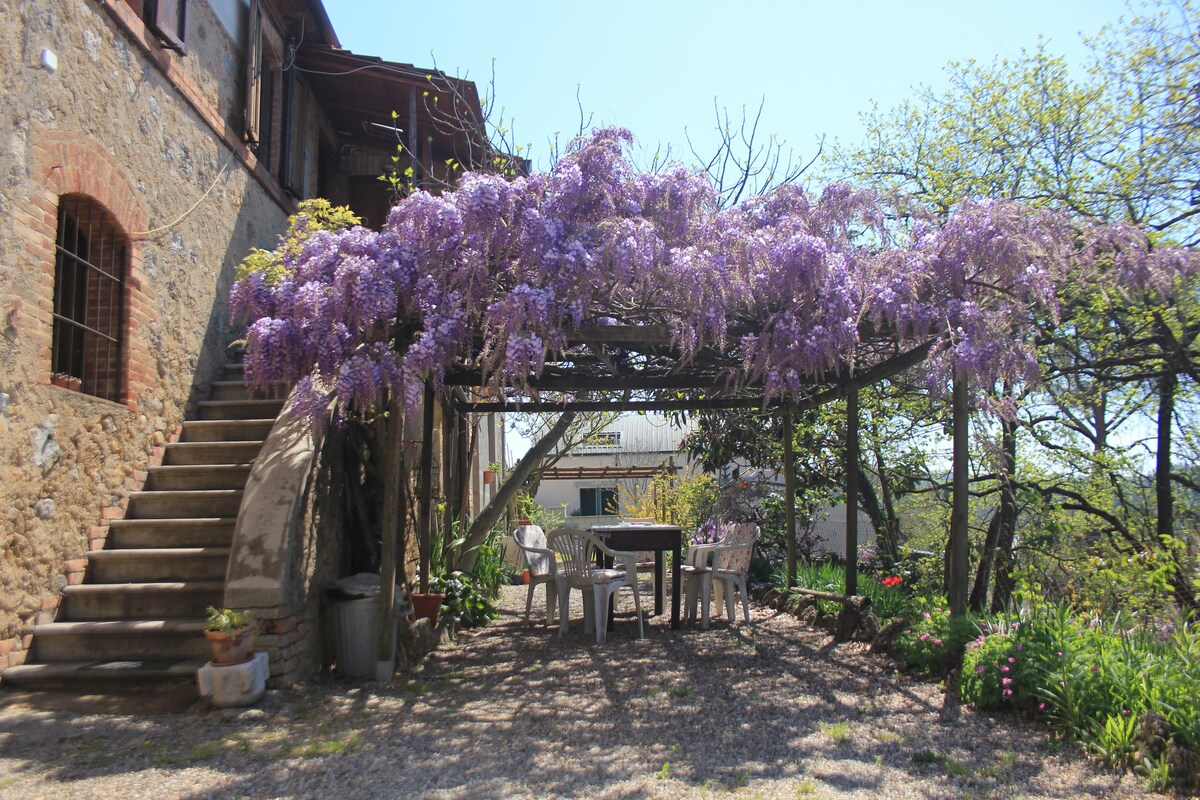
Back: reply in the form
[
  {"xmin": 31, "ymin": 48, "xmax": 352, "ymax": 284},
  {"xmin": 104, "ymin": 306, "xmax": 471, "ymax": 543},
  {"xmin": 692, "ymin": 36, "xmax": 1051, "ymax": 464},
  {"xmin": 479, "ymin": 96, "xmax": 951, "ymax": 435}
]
[{"xmin": 533, "ymin": 413, "xmax": 696, "ymax": 529}]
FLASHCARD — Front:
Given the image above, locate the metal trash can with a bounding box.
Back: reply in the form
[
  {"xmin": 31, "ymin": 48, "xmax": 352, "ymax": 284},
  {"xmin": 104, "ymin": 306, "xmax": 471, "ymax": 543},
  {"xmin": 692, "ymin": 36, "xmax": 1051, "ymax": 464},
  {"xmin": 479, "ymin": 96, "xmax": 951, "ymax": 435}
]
[{"xmin": 327, "ymin": 573, "xmax": 404, "ymax": 678}]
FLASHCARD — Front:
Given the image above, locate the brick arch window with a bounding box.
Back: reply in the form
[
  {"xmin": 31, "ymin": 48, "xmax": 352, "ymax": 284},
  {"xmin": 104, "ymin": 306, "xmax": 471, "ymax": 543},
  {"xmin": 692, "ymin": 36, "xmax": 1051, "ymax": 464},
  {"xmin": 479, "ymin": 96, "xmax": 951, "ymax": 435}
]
[{"xmin": 51, "ymin": 195, "xmax": 128, "ymax": 403}]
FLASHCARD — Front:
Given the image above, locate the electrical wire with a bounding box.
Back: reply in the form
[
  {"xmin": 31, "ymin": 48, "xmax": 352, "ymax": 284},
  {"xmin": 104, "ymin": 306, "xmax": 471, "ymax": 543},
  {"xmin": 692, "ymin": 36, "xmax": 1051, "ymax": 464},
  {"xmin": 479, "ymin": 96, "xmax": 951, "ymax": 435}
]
[{"xmin": 128, "ymin": 150, "xmax": 235, "ymax": 238}]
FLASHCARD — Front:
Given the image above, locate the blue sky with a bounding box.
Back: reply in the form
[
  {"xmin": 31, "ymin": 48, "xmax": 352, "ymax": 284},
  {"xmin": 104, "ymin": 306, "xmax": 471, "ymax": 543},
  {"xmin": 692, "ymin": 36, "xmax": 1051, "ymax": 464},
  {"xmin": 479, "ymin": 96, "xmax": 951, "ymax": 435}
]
[{"xmin": 324, "ymin": 1, "xmax": 1134, "ymax": 177}]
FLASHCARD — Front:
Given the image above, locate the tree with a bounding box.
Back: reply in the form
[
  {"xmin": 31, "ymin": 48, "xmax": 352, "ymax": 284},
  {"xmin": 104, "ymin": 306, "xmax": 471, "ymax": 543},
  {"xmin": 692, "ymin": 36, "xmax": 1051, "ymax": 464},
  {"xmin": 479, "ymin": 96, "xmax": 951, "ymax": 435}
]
[
  {"xmin": 510, "ymin": 410, "xmax": 620, "ymax": 500},
  {"xmin": 832, "ymin": 0, "xmax": 1200, "ymax": 611}
]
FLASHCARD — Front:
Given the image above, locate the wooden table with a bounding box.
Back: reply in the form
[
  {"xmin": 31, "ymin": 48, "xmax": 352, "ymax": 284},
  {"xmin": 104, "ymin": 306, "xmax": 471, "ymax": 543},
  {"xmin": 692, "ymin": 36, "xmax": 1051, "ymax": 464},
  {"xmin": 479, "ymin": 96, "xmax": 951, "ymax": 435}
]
[{"xmin": 590, "ymin": 524, "xmax": 683, "ymax": 630}]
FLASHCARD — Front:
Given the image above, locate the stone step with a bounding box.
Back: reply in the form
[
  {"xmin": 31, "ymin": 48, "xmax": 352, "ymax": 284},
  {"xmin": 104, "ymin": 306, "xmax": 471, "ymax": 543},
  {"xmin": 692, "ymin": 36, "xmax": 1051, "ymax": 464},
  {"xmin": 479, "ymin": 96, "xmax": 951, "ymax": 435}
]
[
  {"xmin": 180, "ymin": 419, "xmax": 274, "ymax": 442},
  {"xmin": 222, "ymin": 361, "xmax": 244, "ymax": 376},
  {"xmin": 126, "ymin": 489, "xmax": 243, "ymax": 519},
  {"xmin": 105, "ymin": 518, "xmax": 236, "ymax": 549},
  {"xmin": 145, "ymin": 464, "xmax": 253, "ymax": 491},
  {"xmin": 162, "ymin": 440, "xmax": 264, "ymax": 466},
  {"xmin": 208, "ymin": 380, "xmax": 250, "ymax": 401},
  {"xmin": 1, "ymin": 659, "xmax": 206, "ymax": 691},
  {"xmin": 61, "ymin": 581, "xmax": 224, "ymax": 620},
  {"xmin": 87, "ymin": 547, "xmax": 230, "ymax": 582},
  {"xmin": 31, "ymin": 619, "xmax": 209, "ymax": 662},
  {"xmin": 196, "ymin": 398, "xmax": 284, "ymax": 420}
]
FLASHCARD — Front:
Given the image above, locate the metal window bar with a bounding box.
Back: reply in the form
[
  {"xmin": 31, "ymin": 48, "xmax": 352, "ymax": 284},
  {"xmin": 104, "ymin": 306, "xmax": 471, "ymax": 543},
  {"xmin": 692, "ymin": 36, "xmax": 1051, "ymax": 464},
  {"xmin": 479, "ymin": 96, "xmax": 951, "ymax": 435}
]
[{"xmin": 51, "ymin": 195, "xmax": 125, "ymax": 403}]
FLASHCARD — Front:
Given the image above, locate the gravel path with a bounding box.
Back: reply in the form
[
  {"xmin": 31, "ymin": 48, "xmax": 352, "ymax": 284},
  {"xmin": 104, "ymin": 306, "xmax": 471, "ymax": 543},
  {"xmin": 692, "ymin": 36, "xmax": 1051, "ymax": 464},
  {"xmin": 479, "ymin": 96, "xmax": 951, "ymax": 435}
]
[{"xmin": 0, "ymin": 585, "xmax": 1165, "ymax": 799}]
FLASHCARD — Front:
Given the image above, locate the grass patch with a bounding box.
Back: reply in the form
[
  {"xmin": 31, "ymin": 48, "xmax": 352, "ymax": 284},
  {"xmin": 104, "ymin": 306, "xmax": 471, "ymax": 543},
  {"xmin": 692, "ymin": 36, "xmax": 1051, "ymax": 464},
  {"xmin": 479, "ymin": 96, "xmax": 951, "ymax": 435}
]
[
  {"xmin": 795, "ymin": 779, "xmax": 820, "ymax": 796},
  {"xmin": 668, "ymin": 685, "xmax": 694, "ymax": 699},
  {"xmin": 818, "ymin": 721, "xmax": 852, "ymax": 745},
  {"xmin": 909, "ymin": 749, "xmax": 974, "ymax": 778},
  {"xmin": 872, "ymin": 729, "xmax": 908, "ymax": 744},
  {"xmin": 287, "ymin": 731, "xmax": 362, "ymax": 758}
]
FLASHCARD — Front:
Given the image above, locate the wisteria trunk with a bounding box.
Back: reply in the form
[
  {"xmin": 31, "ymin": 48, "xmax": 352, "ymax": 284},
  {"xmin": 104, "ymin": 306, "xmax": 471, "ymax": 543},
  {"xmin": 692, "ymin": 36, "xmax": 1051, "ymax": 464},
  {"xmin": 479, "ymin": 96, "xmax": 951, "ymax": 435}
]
[{"xmin": 456, "ymin": 410, "xmax": 578, "ymax": 573}]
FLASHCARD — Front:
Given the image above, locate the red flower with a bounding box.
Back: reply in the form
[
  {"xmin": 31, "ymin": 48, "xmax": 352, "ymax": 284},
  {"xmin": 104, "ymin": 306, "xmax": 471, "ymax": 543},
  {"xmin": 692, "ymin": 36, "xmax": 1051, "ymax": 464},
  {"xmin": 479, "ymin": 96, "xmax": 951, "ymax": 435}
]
[{"xmin": 881, "ymin": 575, "xmax": 903, "ymax": 588}]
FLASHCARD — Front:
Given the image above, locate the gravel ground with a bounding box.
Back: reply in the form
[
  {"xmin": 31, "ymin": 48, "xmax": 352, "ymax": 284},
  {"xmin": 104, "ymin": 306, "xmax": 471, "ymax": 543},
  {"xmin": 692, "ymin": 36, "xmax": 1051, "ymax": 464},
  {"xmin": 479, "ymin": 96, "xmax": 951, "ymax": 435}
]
[{"xmin": 0, "ymin": 585, "xmax": 1167, "ymax": 799}]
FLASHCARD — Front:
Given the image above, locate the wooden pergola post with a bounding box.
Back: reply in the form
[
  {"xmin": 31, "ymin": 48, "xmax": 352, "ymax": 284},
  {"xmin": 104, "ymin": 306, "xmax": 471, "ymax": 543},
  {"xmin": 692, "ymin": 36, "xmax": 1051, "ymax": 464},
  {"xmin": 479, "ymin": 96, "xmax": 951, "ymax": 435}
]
[
  {"xmin": 948, "ymin": 368, "xmax": 970, "ymax": 616},
  {"xmin": 782, "ymin": 406, "xmax": 798, "ymax": 589},
  {"xmin": 845, "ymin": 386, "xmax": 859, "ymax": 596},
  {"xmin": 376, "ymin": 398, "xmax": 405, "ymax": 678},
  {"xmin": 417, "ymin": 382, "xmax": 435, "ymax": 593}
]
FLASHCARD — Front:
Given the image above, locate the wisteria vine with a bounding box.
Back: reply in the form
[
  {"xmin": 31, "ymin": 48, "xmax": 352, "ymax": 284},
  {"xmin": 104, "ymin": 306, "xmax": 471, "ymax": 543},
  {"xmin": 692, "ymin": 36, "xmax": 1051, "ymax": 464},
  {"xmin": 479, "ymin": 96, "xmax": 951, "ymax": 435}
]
[{"xmin": 230, "ymin": 127, "xmax": 1195, "ymax": 420}]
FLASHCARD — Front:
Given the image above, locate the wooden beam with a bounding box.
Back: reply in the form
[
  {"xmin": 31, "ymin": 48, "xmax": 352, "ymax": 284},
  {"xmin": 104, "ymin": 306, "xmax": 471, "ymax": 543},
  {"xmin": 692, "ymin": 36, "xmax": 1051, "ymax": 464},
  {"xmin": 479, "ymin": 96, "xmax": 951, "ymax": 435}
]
[
  {"xmin": 845, "ymin": 386, "xmax": 859, "ymax": 596},
  {"xmin": 790, "ymin": 587, "xmax": 867, "ymax": 605},
  {"xmin": 444, "ymin": 372, "xmax": 740, "ymax": 391},
  {"xmin": 783, "ymin": 406, "xmax": 798, "ymax": 589},
  {"xmin": 453, "ymin": 397, "xmax": 772, "ymax": 413},
  {"xmin": 542, "ymin": 466, "xmax": 680, "ymax": 480}
]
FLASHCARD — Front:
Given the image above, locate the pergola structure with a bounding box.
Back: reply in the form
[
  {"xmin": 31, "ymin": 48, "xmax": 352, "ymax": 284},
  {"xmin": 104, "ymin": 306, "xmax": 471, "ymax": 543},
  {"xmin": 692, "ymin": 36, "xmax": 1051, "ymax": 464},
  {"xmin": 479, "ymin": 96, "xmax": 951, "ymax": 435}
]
[{"xmin": 397, "ymin": 321, "xmax": 943, "ymax": 601}]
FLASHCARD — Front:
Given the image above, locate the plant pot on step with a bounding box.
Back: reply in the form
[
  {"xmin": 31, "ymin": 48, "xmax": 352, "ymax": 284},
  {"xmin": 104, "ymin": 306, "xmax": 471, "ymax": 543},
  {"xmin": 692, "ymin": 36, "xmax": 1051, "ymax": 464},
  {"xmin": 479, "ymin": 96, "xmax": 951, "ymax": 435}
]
[
  {"xmin": 204, "ymin": 628, "xmax": 253, "ymax": 665},
  {"xmin": 410, "ymin": 592, "xmax": 446, "ymax": 627}
]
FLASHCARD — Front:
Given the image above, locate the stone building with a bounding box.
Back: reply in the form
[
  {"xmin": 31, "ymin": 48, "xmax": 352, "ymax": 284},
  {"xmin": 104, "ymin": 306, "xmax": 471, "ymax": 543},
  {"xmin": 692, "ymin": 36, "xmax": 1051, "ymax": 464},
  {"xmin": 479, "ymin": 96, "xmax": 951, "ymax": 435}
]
[{"xmin": 0, "ymin": 0, "xmax": 488, "ymax": 687}]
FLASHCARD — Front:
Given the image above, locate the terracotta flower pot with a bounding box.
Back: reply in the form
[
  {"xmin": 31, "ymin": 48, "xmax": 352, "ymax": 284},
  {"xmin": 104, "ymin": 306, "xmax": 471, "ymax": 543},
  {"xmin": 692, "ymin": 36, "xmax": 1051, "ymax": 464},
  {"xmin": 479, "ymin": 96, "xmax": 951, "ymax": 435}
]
[
  {"xmin": 482, "ymin": 469, "xmax": 496, "ymax": 485},
  {"xmin": 205, "ymin": 628, "xmax": 253, "ymax": 665},
  {"xmin": 410, "ymin": 592, "xmax": 446, "ymax": 626},
  {"xmin": 521, "ymin": 569, "xmax": 531, "ymax": 585}
]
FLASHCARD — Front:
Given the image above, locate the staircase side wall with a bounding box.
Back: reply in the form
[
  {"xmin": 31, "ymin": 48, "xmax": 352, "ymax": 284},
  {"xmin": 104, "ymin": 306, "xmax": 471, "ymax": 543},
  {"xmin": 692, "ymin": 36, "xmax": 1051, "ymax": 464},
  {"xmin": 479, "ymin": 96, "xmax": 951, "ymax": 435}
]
[
  {"xmin": 0, "ymin": 0, "xmax": 292, "ymax": 675},
  {"xmin": 226, "ymin": 399, "xmax": 342, "ymax": 686}
]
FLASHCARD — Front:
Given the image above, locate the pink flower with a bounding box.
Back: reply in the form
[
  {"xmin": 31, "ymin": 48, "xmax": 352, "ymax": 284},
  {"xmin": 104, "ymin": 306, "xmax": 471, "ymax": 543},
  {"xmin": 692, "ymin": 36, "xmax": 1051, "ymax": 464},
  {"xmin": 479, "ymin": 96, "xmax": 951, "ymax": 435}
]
[
  {"xmin": 1002, "ymin": 678, "xmax": 1013, "ymax": 686},
  {"xmin": 1001, "ymin": 666, "xmax": 1010, "ymax": 673},
  {"xmin": 976, "ymin": 666, "xmax": 986, "ymax": 673},
  {"xmin": 1016, "ymin": 644, "xmax": 1023, "ymax": 651},
  {"xmin": 923, "ymin": 612, "xmax": 932, "ymax": 620},
  {"xmin": 1038, "ymin": 702, "xmax": 1046, "ymax": 711},
  {"xmin": 1003, "ymin": 689, "xmax": 1013, "ymax": 697},
  {"xmin": 919, "ymin": 633, "xmax": 930, "ymax": 641},
  {"xmin": 1008, "ymin": 657, "xmax": 1016, "ymax": 664},
  {"xmin": 932, "ymin": 638, "xmax": 942, "ymax": 646}
]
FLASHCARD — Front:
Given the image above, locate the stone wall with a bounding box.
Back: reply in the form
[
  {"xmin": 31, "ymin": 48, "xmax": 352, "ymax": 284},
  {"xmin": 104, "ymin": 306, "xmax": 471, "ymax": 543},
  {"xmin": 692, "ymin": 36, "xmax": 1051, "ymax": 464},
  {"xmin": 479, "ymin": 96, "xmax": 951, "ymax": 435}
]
[{"xmin": 0, "ymin": 0, "xmax": 294, "ymax": 671}]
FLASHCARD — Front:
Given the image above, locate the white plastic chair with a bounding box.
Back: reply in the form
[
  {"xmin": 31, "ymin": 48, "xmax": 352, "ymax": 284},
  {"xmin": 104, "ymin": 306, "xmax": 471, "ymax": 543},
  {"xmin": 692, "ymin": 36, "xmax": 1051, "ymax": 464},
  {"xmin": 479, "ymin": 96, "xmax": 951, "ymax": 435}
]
[
  {"xmin": 683, "ymin": 522, "xmax": 758, "ymax": 627},
  {"xmin": 547, "ymin": 527, "xmax": 644, "ymax": 643},
  {"xmin": 512, "ymin": 524, "xmax": 557, "ymax": 625}
]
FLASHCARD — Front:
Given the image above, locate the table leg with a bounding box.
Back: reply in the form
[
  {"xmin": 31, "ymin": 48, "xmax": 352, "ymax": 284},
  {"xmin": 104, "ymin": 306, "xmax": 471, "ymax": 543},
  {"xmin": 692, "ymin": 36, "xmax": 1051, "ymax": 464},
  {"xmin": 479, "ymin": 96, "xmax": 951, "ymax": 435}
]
[
  {"xmin": 671, "ymin": 541, "xmax": 681, "ymax": 630},
  {"xmin": 654, "ymin": 551, "xmax": 665, "ymax": 617},
  {"xmin": 602, "ymin": 553, "xmax": 616, "ymax": 632}
]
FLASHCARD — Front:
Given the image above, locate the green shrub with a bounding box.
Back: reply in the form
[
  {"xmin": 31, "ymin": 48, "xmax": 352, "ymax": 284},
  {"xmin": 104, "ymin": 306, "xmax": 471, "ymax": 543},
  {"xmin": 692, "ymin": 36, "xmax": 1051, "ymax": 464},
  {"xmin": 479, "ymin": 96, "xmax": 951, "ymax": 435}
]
[
  {"xmin": 430, "ymin": 571, "xmax": 498, "ymax": 630},
  {"xmin": 893, "ymin": 600, "xmax": 976, "ymax": 676}
]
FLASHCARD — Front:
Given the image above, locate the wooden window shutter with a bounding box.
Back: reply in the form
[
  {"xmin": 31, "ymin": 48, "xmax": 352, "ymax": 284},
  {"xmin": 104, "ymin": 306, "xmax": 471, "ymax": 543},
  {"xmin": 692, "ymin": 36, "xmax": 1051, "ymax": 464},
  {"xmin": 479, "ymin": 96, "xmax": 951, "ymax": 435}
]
[
  {"xmin": 244, "ymin": 0, "xmax": 263, "ymax": 145},
  {"xmin": 148, "ymin": 0, "xmax": 187, "ymax": 53}
]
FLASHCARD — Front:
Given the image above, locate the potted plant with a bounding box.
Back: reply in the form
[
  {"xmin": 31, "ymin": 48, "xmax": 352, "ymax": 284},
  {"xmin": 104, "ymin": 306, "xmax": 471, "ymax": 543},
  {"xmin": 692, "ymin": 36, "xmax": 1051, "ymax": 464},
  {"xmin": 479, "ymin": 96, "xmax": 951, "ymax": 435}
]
[
  {"xmin": 204, "ymin": 607, "xmax": 255, "ymax": 665},
  {"xmin": 410, "ymin": 590, "xmax": 446, "ymax": 626},
  {"xmin": 482, "ymin": 462, "xmax": 501, "ymax": 485}
]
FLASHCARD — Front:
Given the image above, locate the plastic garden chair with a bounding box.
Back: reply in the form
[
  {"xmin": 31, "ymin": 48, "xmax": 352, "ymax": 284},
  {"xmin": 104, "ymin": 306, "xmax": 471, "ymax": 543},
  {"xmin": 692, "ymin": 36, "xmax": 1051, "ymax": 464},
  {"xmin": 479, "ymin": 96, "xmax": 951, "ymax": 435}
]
[
  {"xmin": 683, "ymin": 522, "xmax": 758, "ymax": 628},
  {"xmin": 547, "ymin": 527, "xmax": 644, "ymax": 643},
  {"xmin": 512, "ymin": 524, "xmax": 557, "ymax": 625}
]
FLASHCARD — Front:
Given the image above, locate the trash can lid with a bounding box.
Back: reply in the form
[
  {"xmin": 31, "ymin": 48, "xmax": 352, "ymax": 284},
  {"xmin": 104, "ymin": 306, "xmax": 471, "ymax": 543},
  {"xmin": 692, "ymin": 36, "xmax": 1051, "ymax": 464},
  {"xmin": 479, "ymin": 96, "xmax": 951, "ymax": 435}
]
[{"xmin": 326, "ymin": 572, "xmax": 382, "ymax": 600}]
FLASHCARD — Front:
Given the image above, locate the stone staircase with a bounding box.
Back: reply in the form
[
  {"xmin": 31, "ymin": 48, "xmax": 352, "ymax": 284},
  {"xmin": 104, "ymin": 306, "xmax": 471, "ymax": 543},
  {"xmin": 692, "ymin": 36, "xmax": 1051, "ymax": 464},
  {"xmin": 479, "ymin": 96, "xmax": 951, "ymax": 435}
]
[{"xmin": 2, "ymin": 361, "xmax": 282, "ymax": 691}]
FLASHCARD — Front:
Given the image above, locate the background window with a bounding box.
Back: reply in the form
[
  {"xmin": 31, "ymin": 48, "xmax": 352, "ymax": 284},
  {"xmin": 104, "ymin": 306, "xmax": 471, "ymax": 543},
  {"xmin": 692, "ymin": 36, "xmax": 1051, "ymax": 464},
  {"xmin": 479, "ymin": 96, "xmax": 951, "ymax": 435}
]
[
  {"xmin": 52, "ymin": 195, "xmax": 127, "ymax": 403},
  {"xmin": 580, "ymin": 487, "xmax": 618, "ymax": 516}
]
